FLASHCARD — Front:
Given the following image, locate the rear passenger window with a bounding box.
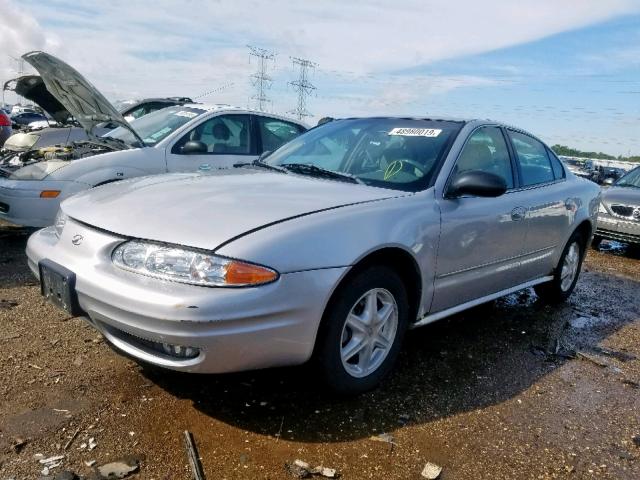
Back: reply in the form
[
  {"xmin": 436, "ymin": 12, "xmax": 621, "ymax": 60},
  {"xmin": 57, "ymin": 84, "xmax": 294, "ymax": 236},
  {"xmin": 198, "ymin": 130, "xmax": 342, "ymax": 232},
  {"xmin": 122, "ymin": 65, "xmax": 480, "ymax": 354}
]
[
  {"xmin": 257, "ymin": 117, "xmax": 305, "ymax": 152},
  {"xmin": 547, "ymin": 148, "xmax": 565, "ymax": 180},
  {"xmin": 508, "ymin": 131, "xmax": 554, "ymax": 186}
]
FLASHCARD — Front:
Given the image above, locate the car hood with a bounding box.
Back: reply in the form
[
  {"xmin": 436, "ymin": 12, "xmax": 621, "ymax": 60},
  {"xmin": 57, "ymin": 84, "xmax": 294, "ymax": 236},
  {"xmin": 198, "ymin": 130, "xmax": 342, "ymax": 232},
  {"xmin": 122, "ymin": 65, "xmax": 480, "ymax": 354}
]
[
  {"xmin": 3, "ymin": 75, "xmax": 71, "ymax": 125},
  {"xmin": 602, "ymin": 186, "xmax": 640, "ymax": 207},
  {"xmin": 62, "ymin": 169, "xmax": 404, "ymax": 250},
  {"xmin": 21, "ymin": 51, "xmax": 142, "ymax": 145}
]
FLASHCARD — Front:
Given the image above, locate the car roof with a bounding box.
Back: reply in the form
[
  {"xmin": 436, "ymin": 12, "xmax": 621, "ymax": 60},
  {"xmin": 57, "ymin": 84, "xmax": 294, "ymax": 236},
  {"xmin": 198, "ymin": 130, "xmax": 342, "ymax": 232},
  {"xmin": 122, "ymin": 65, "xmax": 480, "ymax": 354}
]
[{"xmin": 183, "ymin": 104, "xmax": 308, "ymax": 127}]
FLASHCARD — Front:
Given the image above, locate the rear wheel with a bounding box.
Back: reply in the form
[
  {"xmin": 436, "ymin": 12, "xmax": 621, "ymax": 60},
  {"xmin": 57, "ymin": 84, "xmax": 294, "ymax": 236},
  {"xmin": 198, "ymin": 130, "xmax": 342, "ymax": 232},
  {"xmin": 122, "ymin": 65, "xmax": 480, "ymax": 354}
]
[
  {"xmin": 315, "ymin": 266, "xmax": 408, "ymax": 395},
  {"xmin": 535, "ymin": 232, "xmax": 584, "ymax": 303}
]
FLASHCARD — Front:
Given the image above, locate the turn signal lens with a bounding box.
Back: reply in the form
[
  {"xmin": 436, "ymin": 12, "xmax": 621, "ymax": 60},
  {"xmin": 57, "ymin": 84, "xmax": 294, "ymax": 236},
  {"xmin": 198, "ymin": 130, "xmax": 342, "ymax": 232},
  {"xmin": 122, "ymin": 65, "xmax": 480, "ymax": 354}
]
[
  {"xmin": 226, "ymin": 261, "xmax": 278, "ymax": 285},
  {"xmin": 40, "ymin": 190, "xmax": 61, "ymax": 198}
]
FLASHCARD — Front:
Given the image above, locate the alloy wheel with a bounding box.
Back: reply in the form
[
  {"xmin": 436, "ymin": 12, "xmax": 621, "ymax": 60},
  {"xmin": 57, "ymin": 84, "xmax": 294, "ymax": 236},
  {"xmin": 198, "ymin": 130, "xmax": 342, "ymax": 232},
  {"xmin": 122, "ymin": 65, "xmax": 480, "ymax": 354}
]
[{"xmin": 340, "ymin": 288, "xmax": 398, "ymax": 378}]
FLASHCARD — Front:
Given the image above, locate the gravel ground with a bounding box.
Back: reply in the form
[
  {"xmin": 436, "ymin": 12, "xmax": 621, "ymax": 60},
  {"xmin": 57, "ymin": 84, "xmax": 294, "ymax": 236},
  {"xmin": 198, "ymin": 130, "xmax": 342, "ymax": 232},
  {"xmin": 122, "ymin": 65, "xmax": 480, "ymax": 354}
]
[{"xmin": 1, "ymin": 222, "xmax": 639, "ymax": 479}]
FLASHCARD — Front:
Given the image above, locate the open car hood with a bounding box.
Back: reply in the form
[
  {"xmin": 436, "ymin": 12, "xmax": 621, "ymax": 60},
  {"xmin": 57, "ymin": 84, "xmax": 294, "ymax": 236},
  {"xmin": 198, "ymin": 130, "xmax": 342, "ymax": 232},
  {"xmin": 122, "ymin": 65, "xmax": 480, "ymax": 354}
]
[
  {"xmin": 3, "ymin": 75, "xmax": 71, "ymax": 125},
  {"xmin": 21, "ymin": 51, "xmax": 142, "ymax": 145}
]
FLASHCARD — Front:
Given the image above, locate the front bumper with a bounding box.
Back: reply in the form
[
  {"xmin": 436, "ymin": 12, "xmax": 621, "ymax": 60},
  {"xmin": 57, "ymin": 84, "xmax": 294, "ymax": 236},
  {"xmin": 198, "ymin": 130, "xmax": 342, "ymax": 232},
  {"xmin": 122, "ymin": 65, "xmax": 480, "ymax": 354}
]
[
  {"xmin": 596, "ymin": 212, "xmax": 640, "ymax": 245},
  {"xmin": 26, "ymin": 221, "xmax": 347, "ymax": 373},
  {"xmin": 0, "ymin": 178, "xmax": 88, "ymax": 227}
]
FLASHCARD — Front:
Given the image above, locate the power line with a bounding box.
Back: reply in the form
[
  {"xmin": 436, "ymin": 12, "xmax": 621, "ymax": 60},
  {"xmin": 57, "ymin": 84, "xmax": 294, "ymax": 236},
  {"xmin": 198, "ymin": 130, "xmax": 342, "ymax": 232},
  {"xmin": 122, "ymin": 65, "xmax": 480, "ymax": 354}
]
[
  {"xmin": 288, "ymin": 57, "xmax": 318, "ymax": 120},
  {"xmin": 247, "ymin": 45, "xmax": 275, "ymax": 111},
  {"xmin": 193, "ymin": 81, "xmax": 235, "ymax": 100}
]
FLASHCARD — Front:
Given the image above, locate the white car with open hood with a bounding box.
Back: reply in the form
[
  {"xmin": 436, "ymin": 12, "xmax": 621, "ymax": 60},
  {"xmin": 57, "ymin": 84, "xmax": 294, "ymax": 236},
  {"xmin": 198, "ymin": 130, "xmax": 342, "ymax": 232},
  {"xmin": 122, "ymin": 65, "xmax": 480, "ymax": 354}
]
[{"xmin": 0, "ymin": 51, "xmax": 307, "ymax": 227}]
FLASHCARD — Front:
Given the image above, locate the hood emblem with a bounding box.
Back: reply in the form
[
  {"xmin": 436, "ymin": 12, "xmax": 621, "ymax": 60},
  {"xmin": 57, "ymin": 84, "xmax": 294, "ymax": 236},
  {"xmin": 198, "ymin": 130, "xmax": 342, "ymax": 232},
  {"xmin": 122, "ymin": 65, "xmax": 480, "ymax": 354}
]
[
  {"xmin": 633, "ymin": 208, "xmax": 640, "ymax": 220},
  {"xmin": 71, "ymin": 234, "xmax": 84, "ymax": 246}
]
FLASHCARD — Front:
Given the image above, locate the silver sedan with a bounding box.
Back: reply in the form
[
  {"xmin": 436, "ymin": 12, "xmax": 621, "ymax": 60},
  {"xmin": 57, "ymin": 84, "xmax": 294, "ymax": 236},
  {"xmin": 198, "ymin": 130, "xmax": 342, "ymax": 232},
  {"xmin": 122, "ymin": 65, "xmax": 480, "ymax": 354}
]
[{"xmin": 27, "ymin": 117, "xmax": 601, "ymax": 394}]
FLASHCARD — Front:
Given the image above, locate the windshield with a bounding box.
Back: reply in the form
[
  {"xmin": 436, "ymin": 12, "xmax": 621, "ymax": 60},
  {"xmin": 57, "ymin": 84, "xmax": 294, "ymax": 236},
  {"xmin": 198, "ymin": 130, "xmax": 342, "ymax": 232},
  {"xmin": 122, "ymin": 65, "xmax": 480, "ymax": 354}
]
[
  {"xmin": 107, "ymin": 106, "xmax": 206, "ymax": 147},
  {"xmin": 265, "ymin": 118, "xmax": 462, "ymax": 191},
  {"xmin": 615, "ymin": 167, "xmax": 640, "ymax": 188}
]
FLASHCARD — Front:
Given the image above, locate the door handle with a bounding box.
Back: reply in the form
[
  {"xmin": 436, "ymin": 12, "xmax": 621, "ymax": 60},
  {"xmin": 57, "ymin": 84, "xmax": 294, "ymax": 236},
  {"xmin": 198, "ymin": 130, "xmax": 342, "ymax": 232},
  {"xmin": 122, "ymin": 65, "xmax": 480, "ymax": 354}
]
[{"xmin": 511, "ymin": 206, "xmax": 527, "ymax": 221}]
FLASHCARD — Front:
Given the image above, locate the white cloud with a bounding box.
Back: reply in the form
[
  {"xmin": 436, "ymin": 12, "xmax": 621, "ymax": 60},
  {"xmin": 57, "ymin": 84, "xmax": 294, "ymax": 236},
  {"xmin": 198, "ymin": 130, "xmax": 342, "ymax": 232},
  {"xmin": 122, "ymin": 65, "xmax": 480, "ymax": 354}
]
[
  {"xmin": 1, "ymin": 0, "xmax": 639, "ymax": 125},
  {"xmin": 0, "ymin": 0, "xmax": 59, "ymax": 102}
]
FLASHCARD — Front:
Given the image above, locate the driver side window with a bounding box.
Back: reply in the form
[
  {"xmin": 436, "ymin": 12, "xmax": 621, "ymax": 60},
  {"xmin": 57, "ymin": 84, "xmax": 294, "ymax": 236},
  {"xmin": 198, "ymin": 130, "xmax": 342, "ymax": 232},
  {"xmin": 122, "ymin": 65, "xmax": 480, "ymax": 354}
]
[
  {"xmin": 174, "ymin": 114, "xmax": 251, "ymax": 155},
  {"xmin": 455, "ymin": 127, "xmax": 514, "ymax": 189}
]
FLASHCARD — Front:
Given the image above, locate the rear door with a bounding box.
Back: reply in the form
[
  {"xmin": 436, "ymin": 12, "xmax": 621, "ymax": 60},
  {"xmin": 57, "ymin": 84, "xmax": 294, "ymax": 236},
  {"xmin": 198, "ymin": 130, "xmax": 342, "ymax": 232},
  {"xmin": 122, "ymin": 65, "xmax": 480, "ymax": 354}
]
[
  {"xmin": 165, "ymin": 113, "xmax": 256, "ymax": 172},
  {"xmin": 432, "ymin": 126, "xmax": 528, "ymax": 311},
  {"xmin": 506, "ymin": 130, "xmax": 571, "ymax": 280}
]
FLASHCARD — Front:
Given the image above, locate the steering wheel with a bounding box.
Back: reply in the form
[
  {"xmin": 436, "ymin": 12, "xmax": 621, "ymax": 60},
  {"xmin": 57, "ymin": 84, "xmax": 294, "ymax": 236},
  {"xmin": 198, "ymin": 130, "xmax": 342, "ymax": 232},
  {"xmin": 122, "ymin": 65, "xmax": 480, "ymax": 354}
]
[{"xmin": 391, "ymin": 159, "xmax": 427, "ymax": 177}]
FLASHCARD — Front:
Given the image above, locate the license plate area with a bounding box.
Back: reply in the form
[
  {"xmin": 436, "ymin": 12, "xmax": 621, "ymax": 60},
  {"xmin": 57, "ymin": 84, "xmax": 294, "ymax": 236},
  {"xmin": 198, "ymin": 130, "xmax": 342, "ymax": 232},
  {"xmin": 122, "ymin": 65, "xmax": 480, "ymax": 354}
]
[{"xmin": 39, "ymin": 259, "xmax": 82, "ymax": 316}]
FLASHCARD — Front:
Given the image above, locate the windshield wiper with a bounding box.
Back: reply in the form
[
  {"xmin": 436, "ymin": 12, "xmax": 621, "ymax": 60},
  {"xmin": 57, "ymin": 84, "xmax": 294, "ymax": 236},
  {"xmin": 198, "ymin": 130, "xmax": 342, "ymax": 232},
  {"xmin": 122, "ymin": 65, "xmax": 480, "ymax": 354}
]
[
  {"xmin": 280, "ymin": 163, "xmax": 362, "ymax": 184},
  {"xmin": 234, "ymin": 159, "xmax": 288, "ymax": 173},
  {"xmin": 616, "ymin": 182, "xmax": 640, "ymax": 188}
]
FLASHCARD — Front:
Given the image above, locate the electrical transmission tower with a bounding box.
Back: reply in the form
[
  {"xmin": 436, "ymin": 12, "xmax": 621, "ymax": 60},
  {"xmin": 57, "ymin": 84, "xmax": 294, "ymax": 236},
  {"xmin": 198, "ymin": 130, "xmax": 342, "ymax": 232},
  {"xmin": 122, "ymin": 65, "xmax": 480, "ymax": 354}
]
[
  {"xmin": 288, "ymin": 57, "xmax": 318, "ymax": 120},
  {"xmin": 247, "ymin": 45, "xmax": 275, "ymax": 111}
]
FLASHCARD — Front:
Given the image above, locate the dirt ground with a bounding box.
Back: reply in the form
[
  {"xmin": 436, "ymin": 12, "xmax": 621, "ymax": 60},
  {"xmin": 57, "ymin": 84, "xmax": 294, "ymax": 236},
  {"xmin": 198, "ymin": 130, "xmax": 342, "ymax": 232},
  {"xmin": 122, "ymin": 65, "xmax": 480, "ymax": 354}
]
[{"xmin": 1, "ymin": 222, "xmax": 639, "ymax": 480}]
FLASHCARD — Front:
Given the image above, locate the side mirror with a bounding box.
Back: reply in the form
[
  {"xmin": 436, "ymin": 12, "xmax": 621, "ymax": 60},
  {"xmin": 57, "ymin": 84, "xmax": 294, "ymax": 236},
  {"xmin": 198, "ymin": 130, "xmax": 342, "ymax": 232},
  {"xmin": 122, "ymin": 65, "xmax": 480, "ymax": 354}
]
[
  {"xmin": 181, "ymin": 141, "xmax": 207, "ymax": 155},
  {"xmin": 447, "ymin": 170, "xmax": 507, "ymax": 198}
]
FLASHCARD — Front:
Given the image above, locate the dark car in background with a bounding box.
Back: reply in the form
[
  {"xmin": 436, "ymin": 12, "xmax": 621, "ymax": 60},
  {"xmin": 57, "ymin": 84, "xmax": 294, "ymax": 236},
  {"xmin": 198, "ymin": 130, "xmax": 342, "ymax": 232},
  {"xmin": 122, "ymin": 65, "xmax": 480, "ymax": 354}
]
[
  {"xmin": 0, "ymin": 111, "xmax": 12, "ymax": 147},
  {"xmin": 594, "ymin": 165, "xmax": 640, "ymax": 247},
  {"xmin": 10, "ymin": 111, "xmax": 48, "ymax": 127},
  {"xmin": 590, "ymin": 166, "xmax": 627, "ymax": 185}
]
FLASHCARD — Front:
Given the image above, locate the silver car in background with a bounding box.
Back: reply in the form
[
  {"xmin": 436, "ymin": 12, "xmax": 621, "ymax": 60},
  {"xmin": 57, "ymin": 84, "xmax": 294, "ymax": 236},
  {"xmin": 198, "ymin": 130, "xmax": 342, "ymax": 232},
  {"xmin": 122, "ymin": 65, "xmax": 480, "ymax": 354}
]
[
  {"xmin": 593, "ymin": 165, "xmax": 640, "ymax": 247},
  {"xmin": 27, "ymin": 117, "xmax": 600, "ymax": 394}
]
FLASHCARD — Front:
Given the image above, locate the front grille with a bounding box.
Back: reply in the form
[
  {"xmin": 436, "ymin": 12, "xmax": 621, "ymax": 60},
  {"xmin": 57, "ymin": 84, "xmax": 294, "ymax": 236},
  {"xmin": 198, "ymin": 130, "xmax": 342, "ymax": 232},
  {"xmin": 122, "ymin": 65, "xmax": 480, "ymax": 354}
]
[
  {"xmin": 610, "ymin": 204, "xmax": 635, "ymax": 218},
  {"xmin": 596, "ymin": 227, "xmax": 640, "ymax": 244},
  {"xmin": 0, "ymin": 202, "xmax": 8, "ymax": 213}
]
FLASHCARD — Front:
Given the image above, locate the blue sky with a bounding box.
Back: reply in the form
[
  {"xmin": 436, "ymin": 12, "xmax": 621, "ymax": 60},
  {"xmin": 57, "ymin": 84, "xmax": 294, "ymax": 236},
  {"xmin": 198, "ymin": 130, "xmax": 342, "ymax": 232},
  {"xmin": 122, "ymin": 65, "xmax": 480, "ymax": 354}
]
[{"xmin": 2, "ymin": 0, "xmax": 639, "ymax": 155}]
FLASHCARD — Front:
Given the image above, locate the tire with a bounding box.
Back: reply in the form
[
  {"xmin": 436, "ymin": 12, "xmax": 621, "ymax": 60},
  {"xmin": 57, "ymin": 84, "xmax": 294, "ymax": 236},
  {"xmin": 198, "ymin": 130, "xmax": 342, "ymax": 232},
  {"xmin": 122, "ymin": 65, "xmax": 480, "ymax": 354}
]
[
  {"xmin": 591, "ymin": 234, "xmax": 602, "ymax": 250},
  {"xmin": 315, "ymin": 266, "xmax": 409, "ymax": 395},
  {"xmin": 535, "ymin": 231, "xmax": 585, "ymax": 303}
]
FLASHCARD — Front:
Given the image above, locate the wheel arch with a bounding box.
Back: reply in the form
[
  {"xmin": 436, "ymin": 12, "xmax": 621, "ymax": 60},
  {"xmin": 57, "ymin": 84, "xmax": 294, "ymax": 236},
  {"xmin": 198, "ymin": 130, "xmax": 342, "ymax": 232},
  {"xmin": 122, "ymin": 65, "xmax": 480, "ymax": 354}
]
[
  {"xmin": 574, "ymin": 219, "xmax": 593, "ymax": 250},
  {"xmin": 313, "ymin": 246, "xmax": 423, "ymax": 357}
]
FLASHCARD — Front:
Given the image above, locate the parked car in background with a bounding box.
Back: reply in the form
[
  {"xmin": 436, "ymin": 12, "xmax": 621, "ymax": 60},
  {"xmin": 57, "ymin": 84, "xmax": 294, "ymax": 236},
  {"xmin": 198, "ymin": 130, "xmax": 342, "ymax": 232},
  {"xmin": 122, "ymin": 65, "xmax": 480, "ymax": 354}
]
[
  {"xmin": 0, "ymin": 50, "xmax": 307, "ymax": 227},
  {"xmin": 590, "ymin": 166, "xmax": 626, "ymax": 185},
  {"xmin": 10, "ymin": 104, "xmax": 43, "ymax": 115},
  {"xmin": 593, "ymin": 165, "xmax": 640, "ymax": 247},
  {"xmin": 2, "ymin": 73, "xmax": 193, "ymax": 168},
  {"xmin": 0, "ymin": 111, "xmax": 12, "ymax": 147},
  {"xmin": 120, "ymin": 97, "xmax": 194, "ymax": 123},
  {"xmin": 27, "ymin": 117, "xmax": 600, "ymax": 394},
  {"xmin": 11, "ymin": 111, "xmax": 48, "ymax": 127},
  {"xmin": 560, "ymin": 157, "xmax": 591, "ymax": 179}
]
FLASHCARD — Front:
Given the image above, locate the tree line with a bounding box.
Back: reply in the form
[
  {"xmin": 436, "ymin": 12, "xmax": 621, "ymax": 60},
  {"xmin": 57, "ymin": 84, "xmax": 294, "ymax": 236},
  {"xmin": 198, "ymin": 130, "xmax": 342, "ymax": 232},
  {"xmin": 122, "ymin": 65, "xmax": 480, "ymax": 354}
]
[{"xmin": 551, "ymin": 145, "xmax": 640, "ymax": 163}]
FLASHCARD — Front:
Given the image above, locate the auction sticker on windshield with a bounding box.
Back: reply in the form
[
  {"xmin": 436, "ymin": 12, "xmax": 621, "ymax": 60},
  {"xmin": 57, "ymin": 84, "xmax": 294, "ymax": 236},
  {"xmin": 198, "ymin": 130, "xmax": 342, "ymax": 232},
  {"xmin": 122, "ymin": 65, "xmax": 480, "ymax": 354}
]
[{"xmin": 388, "ymin": 127, "xmax": 442, "ymax": 137}]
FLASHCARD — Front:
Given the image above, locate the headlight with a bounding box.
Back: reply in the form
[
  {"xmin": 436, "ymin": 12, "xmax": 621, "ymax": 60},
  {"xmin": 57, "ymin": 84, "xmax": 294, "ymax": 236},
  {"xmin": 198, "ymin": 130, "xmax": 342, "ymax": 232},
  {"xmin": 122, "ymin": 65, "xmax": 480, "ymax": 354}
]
[
  {"xmin": 54, "ymin": 210, "xmax": 67, "ymax": 238},
  {"xmin": 112, "ymin": 241, "xmax": 278, "ymax": 287}
]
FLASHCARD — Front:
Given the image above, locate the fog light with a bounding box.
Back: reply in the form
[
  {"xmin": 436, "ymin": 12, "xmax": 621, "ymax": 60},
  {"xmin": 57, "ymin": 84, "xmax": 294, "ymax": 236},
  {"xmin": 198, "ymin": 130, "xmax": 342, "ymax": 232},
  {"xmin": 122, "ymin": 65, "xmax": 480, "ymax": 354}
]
[{"xmin": 161, "ymin": 342, "xmax": 199, "ymax": 359}]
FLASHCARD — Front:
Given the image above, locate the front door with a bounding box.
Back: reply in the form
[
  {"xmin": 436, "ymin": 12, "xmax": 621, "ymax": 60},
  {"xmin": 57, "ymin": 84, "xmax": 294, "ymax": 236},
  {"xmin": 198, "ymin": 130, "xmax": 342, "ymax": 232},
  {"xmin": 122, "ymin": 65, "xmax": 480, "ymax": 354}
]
[
  {"xmin": 165, "ymin": 113, "xmax": 256, "ymax": 173},
  {"xmin": 432, "ymin": 126, "xmax": 528, "ymax": 312}
]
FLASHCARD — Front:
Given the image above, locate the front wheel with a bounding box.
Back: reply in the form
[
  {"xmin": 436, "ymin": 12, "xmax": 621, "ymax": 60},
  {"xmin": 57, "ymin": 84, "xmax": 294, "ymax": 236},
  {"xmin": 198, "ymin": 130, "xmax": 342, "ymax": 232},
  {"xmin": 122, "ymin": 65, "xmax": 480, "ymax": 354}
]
[
  {"xmin": 315, "ymin": 266, "xmax": 409, "ymax": 395},
  {"xmin": 535, "ymin": 232, "xmax": 584, "ymax": 303}
]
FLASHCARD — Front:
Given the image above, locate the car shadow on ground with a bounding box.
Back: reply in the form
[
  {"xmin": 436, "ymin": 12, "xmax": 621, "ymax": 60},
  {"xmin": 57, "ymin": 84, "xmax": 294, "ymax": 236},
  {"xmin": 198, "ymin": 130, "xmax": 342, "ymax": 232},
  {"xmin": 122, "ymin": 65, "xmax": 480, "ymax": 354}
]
[{"xmin": 144, "ymin": 268, "xmax": 640, "ymax": 444}]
